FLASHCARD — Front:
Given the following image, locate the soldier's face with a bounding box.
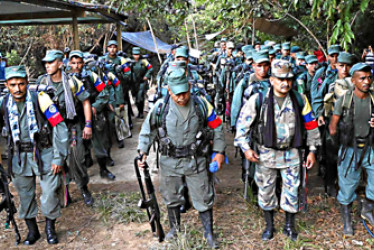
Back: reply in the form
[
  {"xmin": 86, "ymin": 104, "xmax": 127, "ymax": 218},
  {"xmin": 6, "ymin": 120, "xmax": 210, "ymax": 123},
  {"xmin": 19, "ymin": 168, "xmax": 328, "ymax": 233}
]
[
  {"xmin": 176, "ymin": 57, "xmax": 188, "ymax": 64},
  {"xmin": 297, "ymin": 59, "xmax": 305, "ymax": 66},
  {"xmin": 306, "ymin": 62, "xmax": 318, "ymax": 75},
  {"xmin": 226, "ymin": 48, "xmax": 233, "ymax": 56},
  {"xmin": 69, "ymin": 57, "xmax": 84, "ymax": 73},
  {"xmin": 133, "ymin": 54, "xmax": 140, "ymax": 61},
  {"xmin": 269, "ymin": 54, "xmax": 275, "ymax": 62},
  {"xmin": 352, "ymin": 71, "xmax": 372, "ymax": 93},
  {"xmin": 45, "ymin": 59, "xmax": 62, "ymax": 75},
  {"xmin": 168, "ymin": 85, "xmax": 191, "ymax": 107},
  {"xmin": 253, "ymin": 62, "xmax": 270, "ymax": 79},
  {"xmin": 107, "ymin": 45, "xmax": 118, "ymax": 56},
  {"xmin": 336, "ymin": 63, "xmax": 352, "ymax": 79},
  {"xmin": 220, "ymin": 42, "xmax": 226, "ymax": 51},
  {"xmin": 255, "ymin": 44, "xmax": 261, "ymax": 51},
  {"xmin": 328, "ymin": 53, "xmax": 338, "ymax": 65},
  {"xmin": 270, "ymin": 76, "xmax": 293, "ymax": 96},
  {"xmin": 5, "ymin": 78, "xmax": 28, "ymax": 102},
  {"xmin": 281, "ymin": 49, "xmax": 290, "ymax": 56}
]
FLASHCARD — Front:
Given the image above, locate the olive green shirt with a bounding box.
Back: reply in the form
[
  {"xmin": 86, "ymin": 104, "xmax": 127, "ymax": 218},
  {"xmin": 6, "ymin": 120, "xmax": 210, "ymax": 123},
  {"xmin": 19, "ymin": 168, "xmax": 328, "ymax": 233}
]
[{"xmin": 334, "ymin": 94, "xmax": 371, "ymax": 138}]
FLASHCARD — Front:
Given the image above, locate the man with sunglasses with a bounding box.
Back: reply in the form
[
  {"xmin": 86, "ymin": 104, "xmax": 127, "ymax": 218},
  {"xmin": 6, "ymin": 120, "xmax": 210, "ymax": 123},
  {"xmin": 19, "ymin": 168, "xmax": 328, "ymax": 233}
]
[
  {"xmin": 329, "ymin": 63, "xmax": 374, "ymax": 236},
  {"xmin": 235, "ymin": 59, "xmax": 321, "ymax": 241}
]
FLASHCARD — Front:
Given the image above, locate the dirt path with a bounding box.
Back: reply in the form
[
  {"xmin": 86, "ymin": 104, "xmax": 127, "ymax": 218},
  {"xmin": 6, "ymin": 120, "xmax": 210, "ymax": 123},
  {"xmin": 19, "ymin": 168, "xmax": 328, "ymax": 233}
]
[{"xmin": 1, "ymin": 111, "xmax": 374, "ymax": 249}]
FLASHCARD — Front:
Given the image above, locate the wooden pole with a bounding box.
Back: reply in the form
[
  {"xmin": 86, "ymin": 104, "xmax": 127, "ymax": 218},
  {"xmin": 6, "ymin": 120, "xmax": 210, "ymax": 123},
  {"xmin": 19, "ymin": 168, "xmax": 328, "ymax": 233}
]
[
  {"xmin": 184, "ymin": 19, "xmax": 192, "ymax": 49},
  {"xmin": 146, "ymin": 18, "xmax": 162, "ymax": 64},
  {"xmin": 252, "ymin": 15, "xmax": 255, "ymax": 46},
  {"xmin": 72, "ymin": 16, "xmax": 79, "ymax": 50},
  {"xmin": 191, "ymin": 16, "xmax": 199, "ymax": 50},
  {"xmin": 116, "ymin": 23, "xmax": 123, "ymax": 51}
]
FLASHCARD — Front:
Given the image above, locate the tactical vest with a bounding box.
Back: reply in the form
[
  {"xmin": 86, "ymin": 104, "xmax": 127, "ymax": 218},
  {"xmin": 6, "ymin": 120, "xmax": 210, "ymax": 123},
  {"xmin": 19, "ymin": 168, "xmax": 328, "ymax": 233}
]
[
  {"xmin": 155, "ymin": 92, "xmax": 213, "ymax": 158},
  {"xmin": 338, "ymin": 90, "xmax": 374, "ymax": 147},
  {"xmin": 254, "ymin": 89, "xmax": 305, "ymax": 149},
  {"xmin": 1, "ymin": 92, "xmax": 53, "ymax": 175}
]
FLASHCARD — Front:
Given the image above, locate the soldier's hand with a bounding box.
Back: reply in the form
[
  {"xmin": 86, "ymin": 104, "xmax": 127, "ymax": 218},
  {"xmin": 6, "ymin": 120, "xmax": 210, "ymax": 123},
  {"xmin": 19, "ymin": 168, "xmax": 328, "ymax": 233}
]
[
  {"xmin": 108, "ymin": 104, "xmax": 114, "ymax": 111},
  {"xmin": 119, "ymin": 104, "xmax": 125, "ymax": 111},
  {"xmin": 143, "ymin": 77, "xmax": 148, "ymax": 81},
  {"xmin": 137, "ymin": 153, "xmax": 148, "ymax": 168},
  {"xmin": 306, "ymin": 152, "xmax": 316, "ymax": 169},
  {"xmin": 317, "ymin": 116, "xmax": 325, "ymax": 126},
  {"xmin": 244, "ymin": 149, "xmax": 259, "ymax": 163},
  {"xmin": 212, "ymin": 153, "xmax": 225, "ymax": 170},
  {"xmin": 51, "ymin": 164, "xmax": 63, "ymax": 175},
  {"xmin": 92, "ymin": 107, "xmax": 97, "ymax": 117},
  {"xmin": 83, "ymin": 127, "xmax": 92, "ymax": 140},
  {"xmin": 369, "ymin": 114, "xmax": 374, "ymax": 128}
]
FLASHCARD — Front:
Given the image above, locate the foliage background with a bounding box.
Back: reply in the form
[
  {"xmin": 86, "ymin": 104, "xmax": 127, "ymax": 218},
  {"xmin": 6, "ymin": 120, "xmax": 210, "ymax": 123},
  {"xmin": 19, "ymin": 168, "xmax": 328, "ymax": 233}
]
[{"xmin": 1, "ymin": 0, "xmax": 374, "ymax": 77}]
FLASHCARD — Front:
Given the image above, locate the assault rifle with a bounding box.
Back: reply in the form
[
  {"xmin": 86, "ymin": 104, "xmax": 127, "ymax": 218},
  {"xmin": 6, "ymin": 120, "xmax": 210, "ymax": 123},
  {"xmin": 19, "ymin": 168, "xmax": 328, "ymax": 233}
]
[
  {"xmin": 134, "ymin": 156, "xmax": 164, "ymax": 242},
  {"xmin": 0, "ymin": 164, "xmax": 20, "ymax": 245}
]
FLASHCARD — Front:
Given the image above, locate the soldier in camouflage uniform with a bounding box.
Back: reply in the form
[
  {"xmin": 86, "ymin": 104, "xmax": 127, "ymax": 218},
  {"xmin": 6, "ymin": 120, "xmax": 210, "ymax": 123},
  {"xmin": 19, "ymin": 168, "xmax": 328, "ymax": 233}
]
[
  {"xmin": 137, "ymin": 68, "xmax": 226, "ymax": 248},
  {"xmin": 231, "ymin": 50, "xmax": 271, "ymax": 192},
  {"xmin": 1, "ymin": 65, "xmax": 69, "ymax": 245},
  {"xmin": 235, "ymin": 59, "xmax": 321, "ymax": 241},
  {"xmin": 329, "ymin": 63, "xmax": 374, "ymax": 235},
  {"xmin": 69, "ymin": 50, "xmax": 115, "ymax": 181},
  {"xmin": 296, "ymin": 55, "xmax": 319, "ymax": 101},
  {"xmin": 100, "ymin": 40, "xmax": 132, "ymax": 150},
  {"xmin": 37, "ymin": 50, "xmax": 94, "ymax": 206},
  {"xmin": 130, "ymin": 47, "xmax": 153, "ymax": 119},
  {"xmin": 317, "ymin": 52, "xmax": 355, "ymax": 196}
]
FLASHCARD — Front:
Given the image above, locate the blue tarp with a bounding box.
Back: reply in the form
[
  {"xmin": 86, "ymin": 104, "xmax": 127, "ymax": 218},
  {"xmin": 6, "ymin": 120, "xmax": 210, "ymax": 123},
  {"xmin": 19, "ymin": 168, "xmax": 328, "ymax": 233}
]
[{"xmin": 119, "ymin": 31, "xmax": 171, "ymax": 54}]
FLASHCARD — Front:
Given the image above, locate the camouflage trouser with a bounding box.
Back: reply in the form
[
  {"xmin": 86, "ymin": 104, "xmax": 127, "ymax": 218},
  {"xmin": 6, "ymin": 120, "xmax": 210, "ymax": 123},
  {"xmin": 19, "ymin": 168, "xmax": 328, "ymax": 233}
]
[{"xmin": 255, "ymin": 165, "xmax": 300, "ymax": 213}]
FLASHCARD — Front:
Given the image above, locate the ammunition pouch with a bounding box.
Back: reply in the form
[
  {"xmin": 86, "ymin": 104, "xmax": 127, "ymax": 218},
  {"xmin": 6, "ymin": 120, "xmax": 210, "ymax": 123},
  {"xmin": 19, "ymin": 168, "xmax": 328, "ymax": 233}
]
[{"xmin": 34, "ymin": 125, "xmax": 53, "ymax": 149}]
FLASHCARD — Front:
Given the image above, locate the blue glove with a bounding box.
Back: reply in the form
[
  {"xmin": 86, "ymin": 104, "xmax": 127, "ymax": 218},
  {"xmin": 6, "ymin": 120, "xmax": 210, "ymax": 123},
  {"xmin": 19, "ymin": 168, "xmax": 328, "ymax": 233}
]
[{"xmin": 209, "ymin": 153, "xmax": 229, "ymax": 173}]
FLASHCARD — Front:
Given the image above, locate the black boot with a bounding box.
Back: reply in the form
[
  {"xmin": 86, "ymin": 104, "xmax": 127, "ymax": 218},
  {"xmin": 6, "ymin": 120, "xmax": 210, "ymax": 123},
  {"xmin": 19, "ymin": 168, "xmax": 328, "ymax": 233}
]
[
  {"xmin": 200, "ymin": 209, "xmax": 219, "ymax": 249},
  {"xmin": 261, "ymin": 210, "xmax": 274, "ymax": 241},
  {"xmin": 98, "ymin": 157, "xmax": 115, "ymax": 180},
  {"xmin": 24, "ymin": 218, "xmax": 40, "ymax": 245},
  {"xmin": 81, "ymin": 185, "xmax": 94, "ymax": 206},
  {"xmin": 165, "ymin": 207, "xmax": 180, "ymax": 241},
  {"xmin": 180, "ymin": 183, "xmax": 192, "ymax": 213},
  {"xmin": 85, "ymin": 153, "xmax": 94, "ymax": 168},
  {"xmin": 326, "ymin": 184, "xmax": 337, "ymax": 197},
  {"xmin": 45, "ymin": 218, "xmax": 58, "ymax": 244},
  {"xmin": 341, "ymin": 204, "xmax": 353, "ymax": 235},
  {"xmin": 106, "ymin": 149, "xmax": 115, "ymax": 167},
  {"xmin": 118, "ymin": 139, "xmax": 124, "ymax": 149},
  {"xmin": 283, "ymin": 212, "xmax": 298, "ymax": 241},
  {"xmin": 361, "ymin": 199, "xmax": 374, "ymax": 227}
]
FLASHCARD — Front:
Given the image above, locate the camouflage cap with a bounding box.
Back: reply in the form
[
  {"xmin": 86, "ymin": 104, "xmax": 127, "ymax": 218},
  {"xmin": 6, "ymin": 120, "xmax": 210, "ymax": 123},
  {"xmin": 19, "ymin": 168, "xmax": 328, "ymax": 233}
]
[
  {"xmin": 327, "ymin": 45, "xmax": 341, "ymax": 55},
  {"xmin": 242, "ymin": 45, "xmax": 254, "ymax": 55},
  {"xmin": 168, "ymin": 68, "xmax": 189, "ymax": 95},
  {"xmin": 245, "ymin": 51, "xmax": 253, "ymax": 60},
  {"xmin": 168, "ymin": 61, "xmax": 187, "ymax": 71},
  {"xmin": 5, "ymin": 65, "xmax": 27, "ymax": 80},
  {"xmin": 282, "ymin": 42, "xmax": 291, "ymax": 50},
  {"xmin": 271, "ymin": 59, "xmax": 294, "ymax": 78},
  {"xmin": 290, "ymin": 46, "xmax": 301, "ymax": 53},
  {"xmin": 349, "ymin": 63, "xmax": 372, "ymax": 76},
  {"xmin": 175, "ymin": 46, "xmax": 189, "ymax": 58},
  {"xmin": 269, "ymin": 48, "xmax": 277, "ymax": 55},
  {"xmin": 296, "ymin": 52, "xmax": 306, "ymax": 59},
  {"xmin": 274, "ymin": 44, "xmax": 281, "ymax": 50},
  {"xmin": 107, "ymin": 40, "xmax": 118, "ymax": 47},
  {"xmin": 252, "ymin": 50, "xmax": 269, "ymax": 64},
  {"xmin": 305, "ymin": 55, "xmax": 318, "ymax": 64},
  {"xmin": 226, "ymin": 41, "xmax": 235, "ymax": 49},
  {"xmin": 69, "ymin": 50, "xmax": 84, "ymax": 59},
  {"xmin": 132, "ymin": 47, "xmax": 141, "ymax": 55},
  {"xmin": 42, "ymin": 50, "xmax": 64, "ymax": 62},
  {"xmin": 261, "ymin": 45, "xmax": 271, "ymax": 51},
  {"xmin": 337, "ymin": 52, "xmax": 355, "ymax": 65}
]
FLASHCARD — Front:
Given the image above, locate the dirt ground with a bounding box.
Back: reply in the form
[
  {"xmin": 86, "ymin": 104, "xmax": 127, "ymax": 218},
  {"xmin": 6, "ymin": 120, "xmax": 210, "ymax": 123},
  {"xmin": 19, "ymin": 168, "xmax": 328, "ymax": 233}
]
[{"xmin": 1, "ymin": 109, "xmax": 374, "ymax": 250}]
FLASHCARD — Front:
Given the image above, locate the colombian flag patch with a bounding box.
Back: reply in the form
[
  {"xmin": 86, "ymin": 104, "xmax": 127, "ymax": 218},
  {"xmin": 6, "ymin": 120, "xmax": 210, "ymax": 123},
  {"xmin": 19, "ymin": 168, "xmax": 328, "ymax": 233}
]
[
  {"xmin": 301, "ymin": 97, "xmax": 318, "ymax": 130},
  {"xmin": 207, "ymin": 109, "xmax": 222, "ymax": 129},
  {"xmin": 94, "ymin": 76, "xmax": 105, "ymax": 92},
  {"xmin": 44, "ymin": 104, "xmax": 64, "ymax": 127}
]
